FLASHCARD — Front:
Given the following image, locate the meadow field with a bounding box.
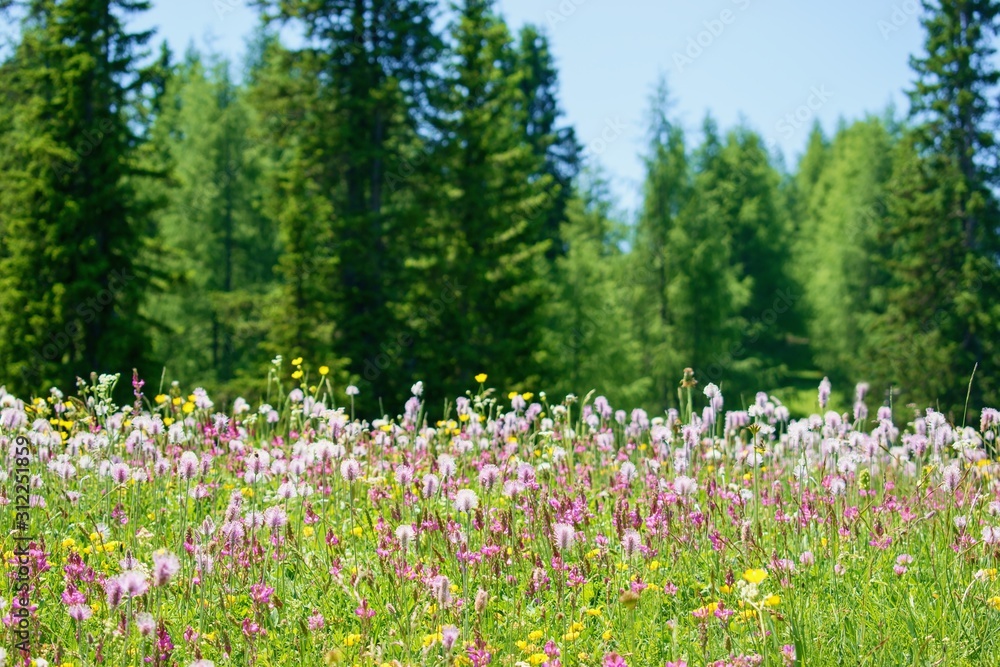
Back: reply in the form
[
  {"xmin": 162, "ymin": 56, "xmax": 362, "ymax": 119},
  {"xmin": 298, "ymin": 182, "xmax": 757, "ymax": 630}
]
[{"xmin": 1, "ymin": 365, "xmax": 999, "ymax": 667}]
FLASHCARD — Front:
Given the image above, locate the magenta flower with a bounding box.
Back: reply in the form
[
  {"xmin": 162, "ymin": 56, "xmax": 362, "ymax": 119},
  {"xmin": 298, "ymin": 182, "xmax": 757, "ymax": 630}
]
[
  {"xmin": 355, "ymin": 598, "xmax": 375, "ymax": 619},
  {"xmin": 250, "ymin": 582, "xmax": 275, "ymax": 606},
  {"xmin": 307, "ymin": 610, "xmax": 325, "ymax": 631},
  {"xmin": 603, "ymin": 653, "xmax": 627, "ymax": 667}
]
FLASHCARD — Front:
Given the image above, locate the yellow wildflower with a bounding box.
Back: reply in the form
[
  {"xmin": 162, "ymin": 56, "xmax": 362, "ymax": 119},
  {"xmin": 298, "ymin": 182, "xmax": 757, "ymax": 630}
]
[{"xmin": 743, "ymin": 568, "xmax": 767, "ymax": 585}]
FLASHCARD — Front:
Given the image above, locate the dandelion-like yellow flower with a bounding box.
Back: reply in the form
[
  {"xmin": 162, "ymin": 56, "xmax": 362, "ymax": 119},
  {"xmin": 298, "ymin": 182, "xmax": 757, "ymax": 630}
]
[
  {"xmin": 292, "ymin": 370, "xmax": 303, "ymax": 380},
  {"xmin": 528, "ymin": 653, "xmax": 549, "ymax": 665},
  {"xmin": 743, "ymin": 568, "xmax": 768, "ymax": 585},
  {"xmin": 989, "ymin": 596, "xmax": 1000, "ymax": 611},
  {"xmin": 764, "ymin": 594, "xmax": 781, "ymax": 607},
  {"xmin": 292, "ymin": 357, "xmax": 303, "ymax": 366},
  {"xmin": 475, "ymin": 373, "xmax": 487, "ymax": 383},
  {"xmin": 319, "ymin": 365, "xmax": 330, "ymax": 376}
]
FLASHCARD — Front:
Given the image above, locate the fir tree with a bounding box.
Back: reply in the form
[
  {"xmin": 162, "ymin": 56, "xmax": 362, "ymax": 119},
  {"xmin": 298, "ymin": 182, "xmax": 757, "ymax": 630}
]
[
  {"xmin": 0, "ymin": 0, "xmax": 155, "ymax": 393},
  {"xmin": 403, "ymin": 0, "xmax": 552, "ymax": 400},
  {"xmin": 867, "ymin": 0, "xmax": 1000, "ymax": 411}
]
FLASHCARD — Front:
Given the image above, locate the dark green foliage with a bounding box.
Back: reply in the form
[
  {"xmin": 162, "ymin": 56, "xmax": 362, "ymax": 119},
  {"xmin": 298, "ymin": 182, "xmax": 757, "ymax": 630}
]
[
  {"xmin": 0, "ymin": 0, "xmax": 997, "ymax": 417},
  {"xmin": 0, "ymin": 0, "xmax": 154, "ymax": 394},
  {"xmin": 544, "ymin": 169, "xmax": 649, "ymax": 406},
  {"xmin": 515, "ymin": 24, "xmax": 581, "ymax": 259},
  {"xmin": 143, "ymin": 51, "xmax": 279, "ymax": 396},
  {"xmin": 399, "ymin": 0, "xmax": 553, "ymax": 403},
  {"xmin": 254, "ymin": 0, "xmax": 442, "ymax": 411},
  {"xmin": 864, "ymin": 0, "xmax": 1000, "ymax": 413}
]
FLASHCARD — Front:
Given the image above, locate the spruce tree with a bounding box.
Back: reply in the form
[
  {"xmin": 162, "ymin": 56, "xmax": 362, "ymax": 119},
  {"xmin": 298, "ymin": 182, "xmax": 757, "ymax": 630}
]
[
  {"xmin": 515, "ymin": 24, "xmax": 581, "ymax": 259},
  {"xmin": 254, "ymin": 0, "xmax": 441, "ymax": 409},
  {"xmin": 545, "ymin": 170, "xmax": 649, "ymax": 406},
  {"xmin": 0, "ymin": 0, "xmax": 154, "ymax": 393},
  {"xmin": 403, "ymin": 0, "xmax": 551, "ymax": 399},
  {"xmin": 867, "ymin": 0, "xmax": 1000, "ymax": 411}
]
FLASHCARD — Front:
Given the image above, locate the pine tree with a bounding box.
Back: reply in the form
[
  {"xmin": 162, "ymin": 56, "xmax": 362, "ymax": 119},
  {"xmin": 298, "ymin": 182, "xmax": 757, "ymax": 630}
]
[
  {"xmin": 632, "ymin": 81, "xmax": 691, "ymax": 409},
  {"xmin": 719, "ymin": 126, "xmax": 801, "ymax": 388},
  {"xmin": 254, "ymin": 0, "xmax": 442, "ymax": 409},
  {"xmin": 0, "ymin": 0, "xmax": 154, "ymax": 394},
  {"xmin": 144, "ymin": 50, "xmax": 279, "ymax": 394},
  {"xmin": 515, "ymin": 24, "xmax": 581, "ymax": 259},
  {"xmin": 403, "ymin": 0, "xmax": 552, "ymax": 400},
  {"xmin": 675, "ymin": 121, "xmax": 751, "ymax": 391},
  {"xmin": 866, "ymin": 0, "xmax": 1000, "ymax": 411},
  {"xmin": 797, "ymin": 118, "xmax": 895, "ymax": 383},
  {"xmin": 545, "ymin": 170, "xmax": 649, "ymax": 406},
  {"xmin": 250, "ymin": 42, "xmax": 341, "ymax": 377},
  {"xmin": 862, "ymin": 135, "xmax": 968, "ymax": 407}
]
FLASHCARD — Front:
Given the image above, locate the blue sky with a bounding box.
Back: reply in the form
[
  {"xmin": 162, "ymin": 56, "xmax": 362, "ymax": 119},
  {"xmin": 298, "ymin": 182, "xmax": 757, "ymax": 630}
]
[{"xmin": 135, "ymin": 0, "xmax": 926, "ymax": 213}]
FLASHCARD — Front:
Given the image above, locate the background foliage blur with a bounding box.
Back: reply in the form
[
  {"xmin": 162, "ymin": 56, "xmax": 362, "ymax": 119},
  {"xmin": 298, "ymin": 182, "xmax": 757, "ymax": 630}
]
[{"xmin": 0, "ymin": 0, "xmax": 998, "ymax": 418}]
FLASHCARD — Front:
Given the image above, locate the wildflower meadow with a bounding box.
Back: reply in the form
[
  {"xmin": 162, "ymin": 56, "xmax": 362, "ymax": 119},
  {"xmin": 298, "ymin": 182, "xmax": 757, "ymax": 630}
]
[{"xmin": 2, "ymin": 363, "xmax": 999, "ymax": 667}]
